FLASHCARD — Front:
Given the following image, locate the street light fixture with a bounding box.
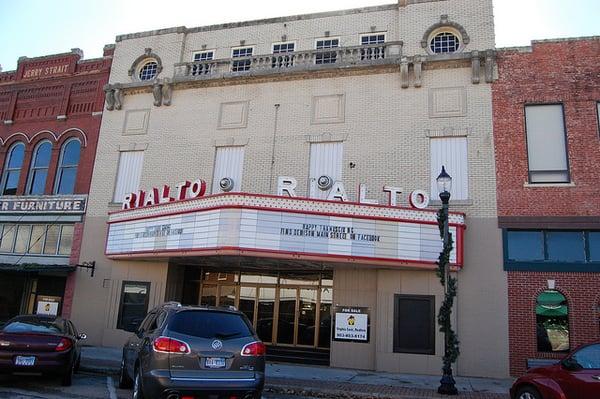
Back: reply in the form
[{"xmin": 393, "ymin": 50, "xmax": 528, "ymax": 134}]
[{"xmin": 436, "ymin": 165, "xmax": 458, "ymax": 396}]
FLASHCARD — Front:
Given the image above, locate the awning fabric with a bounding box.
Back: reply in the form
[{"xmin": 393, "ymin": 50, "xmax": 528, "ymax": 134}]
[
  {"xmin": 0, "ymin": 263, "xmax": 76, "ymax": 273},
  {"xmin": 536, "ymin": 290, "xmax": 567, "ymax": 317}
]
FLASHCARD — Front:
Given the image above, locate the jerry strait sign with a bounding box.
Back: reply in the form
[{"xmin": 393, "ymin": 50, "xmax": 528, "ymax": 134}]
[
  {"xmin": 121, "ymin": 177, "xmax": 431, "ymax": 210},
  {"xmin": 0, "ymin": 195, "xmax": 87, "ymax": 214}
]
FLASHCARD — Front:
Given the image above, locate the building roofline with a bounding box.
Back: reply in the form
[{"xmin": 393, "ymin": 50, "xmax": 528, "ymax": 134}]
[
  {"xmin": 498, "ymin": 35, "xmax": 600, "ymax": 53},
  {"xmin": 18, "ymin": 48, "xmax": 84, "ymax": 63},
  {"xmin": 115, "ymin": 3, "xmax": 398, "ymax": 42}
]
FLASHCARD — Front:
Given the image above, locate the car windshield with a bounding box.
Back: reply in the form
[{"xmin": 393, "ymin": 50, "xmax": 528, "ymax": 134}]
[
  {"xmin": 169, "ymin": 310, "xmax": 252, "ymax": 339},
  {"xmin": 2, "ymin": 318, "xmax": 65, "ymax": 334}
]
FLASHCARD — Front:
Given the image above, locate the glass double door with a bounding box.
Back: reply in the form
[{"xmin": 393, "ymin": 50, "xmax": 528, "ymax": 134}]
[{"xmin": 200, "ymin": 282, "xmax": 331, "ymax": 348}]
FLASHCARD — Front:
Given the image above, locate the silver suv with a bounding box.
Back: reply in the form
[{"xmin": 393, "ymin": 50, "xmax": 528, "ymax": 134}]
[{"xmin": 118, "ymin": 302, "xmax": 265, "ymax": 399}]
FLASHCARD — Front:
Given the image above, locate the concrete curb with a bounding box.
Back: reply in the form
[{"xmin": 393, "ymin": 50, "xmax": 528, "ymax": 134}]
[{"xmin": 265, "ymin": 384, "xmax": 406, "ymax": 399}]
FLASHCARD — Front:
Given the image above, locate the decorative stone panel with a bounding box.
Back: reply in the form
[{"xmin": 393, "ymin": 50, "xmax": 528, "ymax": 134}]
[
  {"xmin": 311, "ymin": 94, "xmax": 345, "ymax": 125},
  {"xmin": 123, "ymin": 109, "xmax": 150, "ymax": 135},
  {"xmin": 218, "ymin": 101, "xmax": 249, "ymax": 129},
  {"xmin": 428, "ymin": 87, "xmax": 467, "ymax": 118}
]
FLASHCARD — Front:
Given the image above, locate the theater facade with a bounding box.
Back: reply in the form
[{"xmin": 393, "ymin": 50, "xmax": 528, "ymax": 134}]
[{"xmin": 71, "ymin": 0, "xmax": 509, "ymax": 378}]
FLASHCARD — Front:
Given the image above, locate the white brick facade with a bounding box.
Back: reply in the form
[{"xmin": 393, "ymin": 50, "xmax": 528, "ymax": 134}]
[{"xmin": 73, "ymin": 0, "xmax": 509, "ymax": 378}]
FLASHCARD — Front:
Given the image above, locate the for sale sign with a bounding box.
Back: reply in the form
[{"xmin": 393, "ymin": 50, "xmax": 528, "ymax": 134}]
[{"xmin": 333, "ymin": 306, "xmax": 370, "ymax": 343}]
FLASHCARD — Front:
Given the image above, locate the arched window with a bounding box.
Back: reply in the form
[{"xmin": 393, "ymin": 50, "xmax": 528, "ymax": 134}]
[
  {"xmin": 54, "ymin": 139, "xmax": 81, "ymax": 195},
  {"xmin": 536, "ymin": 290, "xmax": 570, "ymax": 352},
  {"xmin": 430, "ymin": 31, "xmax": 461, "ymax": 54},
  {"xmin": 0, "ymin": 142, "xmax": 25, "ymax": 195},
  {"xmin": 138, "ymin": 60, "xmax": 158, "ymax": 81},
  {"xmin": 26, "ymin": 141, "xmax": 52, "ymax": 195}
]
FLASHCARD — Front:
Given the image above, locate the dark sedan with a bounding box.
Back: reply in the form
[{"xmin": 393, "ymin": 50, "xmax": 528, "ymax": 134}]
[
  {"xmin": 0, "ymin": 314, "xmax": 86, "ymax": 386},
  {"xmin": 511, "ymin": 341, "xmax": 600, "ymax": 399}
]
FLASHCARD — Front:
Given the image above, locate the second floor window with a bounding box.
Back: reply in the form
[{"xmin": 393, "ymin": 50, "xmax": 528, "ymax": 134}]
[
  {"xmin": 232, "ymin": 47, "xmax": 253, "ymax": 72},
  {"xmin": 361, "ymin": 33, "xmax": 385, "ymax": 60},
  {"xmin": 272, "ymin": 42, "xmax": 295, "ymax": 69},
  {"xmin": 193, "ymin": 51, "xmax": 214, "ymax": 62},
  {"xmin": 1, "ymin": 142, "xmax": 25, "ymax": 196},
  {"xmin": 315, "ymin": 39, "xmax": 339, "ymax": 65},
  {"xmin": 525, "ymin": 104, "xmax": 570, "ymax": 184},
  {"xmin": 26, "ymin": 141, "xmax": 52, "ymax": 195},
  {"xmin": 192, "ymin": 51, "xmax": 215, "ymax": 76},
  {"xmin": 54, "ymin": 139, "xmax": 81, "ymax": 195}
]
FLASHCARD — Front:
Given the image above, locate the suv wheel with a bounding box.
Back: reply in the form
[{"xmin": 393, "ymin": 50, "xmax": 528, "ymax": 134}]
[
  {"xmin": 132, "ymin": 367, "xmax": 145, "ymax": 399},
  {"xmin": 119, "ymin": 357, "xmax": 133, "ymax": 389}
]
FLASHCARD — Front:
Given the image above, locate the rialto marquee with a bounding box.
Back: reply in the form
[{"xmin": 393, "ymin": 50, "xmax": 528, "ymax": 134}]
[{"xmin": 105, "ymin": 177, "xmax": 466, "ymax": 268}]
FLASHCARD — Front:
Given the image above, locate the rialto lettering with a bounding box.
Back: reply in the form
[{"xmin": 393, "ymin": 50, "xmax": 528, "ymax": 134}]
[{"xmin": 123, "ymin": 176, "xmax": 430, "ymax": 210}]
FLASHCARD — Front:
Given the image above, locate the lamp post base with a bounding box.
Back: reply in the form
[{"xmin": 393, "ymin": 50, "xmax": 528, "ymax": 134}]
[{"xmin": 438, "ymin": 374, "xmax": 458, "ymax": 395}]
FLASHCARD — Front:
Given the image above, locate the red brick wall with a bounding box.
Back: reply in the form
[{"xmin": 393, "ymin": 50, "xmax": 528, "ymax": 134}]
[
  {"xmin": 493, "ymin": 39, "xmax": 600, "ymax": 217},
  {"xmin": 507, "ymin": 272, "xmax": 600, "ymax": 376},
  {"xmin": 0, "ymin": 48, "xmax": 112, "ymax": 318},
  {"xmin": 494, "ymin": 38, "xmax": 600, "ymax": 376}
]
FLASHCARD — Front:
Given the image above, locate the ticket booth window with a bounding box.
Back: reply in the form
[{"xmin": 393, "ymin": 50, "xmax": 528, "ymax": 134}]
[{"xmin": 117, "ymin": 281, "xmax": 150, "ymax": 332}]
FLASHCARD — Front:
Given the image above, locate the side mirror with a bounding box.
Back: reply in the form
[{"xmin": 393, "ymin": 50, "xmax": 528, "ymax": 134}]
[
  {"xmin": 77, "ymin": 333, "xmax": 87, "ymax": 340},
  {"xmin": 561, "ymin": 357, "xmax": 582, "ymax": 371}
]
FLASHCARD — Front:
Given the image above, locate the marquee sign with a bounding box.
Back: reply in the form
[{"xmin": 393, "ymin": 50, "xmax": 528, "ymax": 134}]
[{"xmin": 106, "ymin": 193, "xmax": 465, "ymax": 268}]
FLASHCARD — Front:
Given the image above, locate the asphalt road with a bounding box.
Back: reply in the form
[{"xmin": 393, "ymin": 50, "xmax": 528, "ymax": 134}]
[{"xmin": 0, "ymin": 373, "xmax": 315, "ymax": 399}]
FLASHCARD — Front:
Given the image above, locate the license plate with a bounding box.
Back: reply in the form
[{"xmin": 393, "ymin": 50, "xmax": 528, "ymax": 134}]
[
  {"xmin": 15, "ymin": 356, "xmax": 36, "ymax": 366},
  {"xmin": 205, "ymin": 357, "xmax": 226, "ymax": 369}
]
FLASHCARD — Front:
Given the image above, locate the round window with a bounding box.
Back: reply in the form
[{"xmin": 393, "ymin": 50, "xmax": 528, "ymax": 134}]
[
  {"xmin": 429, "ymin": 31, "xmax": 461, "ymax": 54},
  {"xmin": 138, "ymin": 60, "xmax": 158, "ymax": 81}
]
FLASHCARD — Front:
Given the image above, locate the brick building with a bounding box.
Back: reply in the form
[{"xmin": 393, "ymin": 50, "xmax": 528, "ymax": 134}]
[
  {"xmin": 492, "ymin": 37, "xmax": 600, "ymax": 376},
  {"xmin": 71, "ymin": 0, "xmax": 510, "ymax": 378},
  {"xmin": 0, "ymin": 47, "xmax": 112, "ymax": 322}
]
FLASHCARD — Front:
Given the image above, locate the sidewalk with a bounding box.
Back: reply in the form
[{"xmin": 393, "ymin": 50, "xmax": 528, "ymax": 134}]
[{"xmin": 80, "ymin": 347, "xmax": 512, "ymax": 399}]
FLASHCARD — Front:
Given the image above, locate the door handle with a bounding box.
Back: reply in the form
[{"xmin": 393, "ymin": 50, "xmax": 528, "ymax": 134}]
[{"xmin": 592, "ymin": 375, "xmax": 600, "ymax": 381}]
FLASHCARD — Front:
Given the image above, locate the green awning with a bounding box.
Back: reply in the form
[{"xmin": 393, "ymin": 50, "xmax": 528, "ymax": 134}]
[
  {"xmin": 536, "ymin": 290, "xmax": 567, "ymax": 317},
  {"xmin": 0, "ymin": 263, "xmax": 76, "ymax": 273}
]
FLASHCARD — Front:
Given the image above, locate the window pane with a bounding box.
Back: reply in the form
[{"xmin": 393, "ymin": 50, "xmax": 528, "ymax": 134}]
[
  {"xmin": 61, "ymin": 140, "xmax": 81, "ymax": 166},
  {"xmin": 29, "ymin": 170, "xmax": 48, "ymax": 195},
  {"xmin": 536, "ymin": 290, "xmax": 569, "ymax": 352},
  {"xmin": 58, "ymin": 225, "xmax": 74, "ymax": 255},
  {"xmin": 589, "ymin": 232, "xmax": 600, "ymax": 261},
  {"xmin": 33, "ymin": 142, "xmax": 52, "ymax": 167},
  {"xmin": 14, "ymin": 225, "xmax": 32, "ymax": 253},
  {"xmin": 525, "ymin": 105, "xmax": 569, "ymax": 182},
  {"xmin": 572, "ymin": 344, "xmax": 600, "ymax": 369},
  {"xmin": 3, "ymin": 171, "xmax": 20, "ymax": 195},
  {"xmin": 200, "ymin": 285, "xmax": 216, "ymax": 306},
  {"xmin": 7, "ymin": 143, "xmax": 25, "ymax": 169},
  {"xmin": 170, "ymin": 310, "xmax": 252, "ymax": 339},
  {"xmin": 218, "ymin": 285, "xmax": 236, "ymax": 307},
  {"xmin": 28, "ymin": 225, "xmax": 46, "ymax": 254},
  {"xmin": 507, "ymin": 231, "xmax": 544, "ymax": 261},
  {"xmin": 0, "ymin": 225, "xmax": 16, "ymax": 252},
  {"xmin": 43, "ymin": 226, "xmax": 60, "ymax": 255},
  {"xmin": 546, "ymin": 231, "xmax": 585, "ymax": 262},
  {"xmin": 56, "ymin": 167, "xmax": 77, "ymax": 194},
  {"xmin": 394, "ymin": 295, "xmax": 434, "ymax": 354}
]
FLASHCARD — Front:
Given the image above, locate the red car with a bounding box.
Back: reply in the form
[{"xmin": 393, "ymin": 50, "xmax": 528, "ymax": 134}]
[
  {"xmin": 511, "ymin": 342, "xmax": 600, "ymax": 399},
  {"xmin": 0, "ymin": 314, "xmax": 86, "ymax": 386}
]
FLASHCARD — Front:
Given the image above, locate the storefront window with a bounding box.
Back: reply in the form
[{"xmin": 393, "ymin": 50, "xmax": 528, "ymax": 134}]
[
  {"xmin": 117, "ymin": 281, "xmax": 150, "ymax": 332},
  {"xmin": 536, "ymin": 290, "xmax": 569, "ymax": 352},
  {"xmin": 43, "ymin": 226, "xmax": 60, "ymax": 255},
  {"xmin": 200, "ymin": 284, "xmax": 216, "ymax": 306},
  {"xmin": 393, "ymin": 295, "xmax": 435, "ymax": 354},
  {"xmin": 257, "ymin": 287, "xmax": 275, "ymax": 343},
  {"xmin": 319, "ymin": 287, "xmax": 332, "ymax": 348},
  {"xmin": 589, "ymin": 232, "xmax": 600, "ymax": 261},
  {"xmin": 219, "ymin": 285, "xmax": 236, "ymax": 307},
  {"xmin": 0, "ymin": 225, "xmax": 16, "ymax": 253},
  {"xmin": 239, "ymin": 286, "xmax": 256, "ymax": 324},
  {"xmin": 28, "ymin": 225, "xmax": 46, "ymax": 254},
  {"xmin": 14, "ymin": 225, "xmax": 32, "ymax": 253},
  {"xmin": 58, "ymin": 225, "xmax": 74, "ymax": 255}
]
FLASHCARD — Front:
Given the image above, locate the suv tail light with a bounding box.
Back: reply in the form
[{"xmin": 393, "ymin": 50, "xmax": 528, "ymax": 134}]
[
  {"xmin": 153, "ymin": 336, "xmax": 191, "ymax": 354},
  {"xmin": 55, "ymin": 338, "xmax": 73, "ymax": 352},
  {"xmin": 241, "ymin": 341, "xmax": 266, "ymax": 356}
]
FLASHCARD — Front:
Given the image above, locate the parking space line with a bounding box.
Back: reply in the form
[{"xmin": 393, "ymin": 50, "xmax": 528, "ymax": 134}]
[{"xmin": 107, "ymin": 376, "xmax": 117, "ymax": 399}]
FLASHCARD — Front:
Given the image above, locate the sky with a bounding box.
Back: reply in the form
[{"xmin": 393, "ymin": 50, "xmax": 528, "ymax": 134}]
[{"xmin": 0, "ymin": 0, "xmax": 598, "ymax": 71}]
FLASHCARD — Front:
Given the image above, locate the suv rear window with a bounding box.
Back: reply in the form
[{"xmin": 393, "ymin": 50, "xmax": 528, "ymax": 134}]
[{"xmin": 169, "ymin": 311, "xmax": 252, "ymax": 339}]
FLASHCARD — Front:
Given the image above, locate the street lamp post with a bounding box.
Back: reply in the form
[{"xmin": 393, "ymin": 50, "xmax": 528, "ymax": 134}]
[{"xmin": 436, "ymin": 166, "xmax": 458, "ymax": 396}]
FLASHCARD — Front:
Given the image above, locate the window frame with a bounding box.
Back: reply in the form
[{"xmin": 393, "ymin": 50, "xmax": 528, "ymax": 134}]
[
  {"xmin": 0, "ymin": 223, "xmax": 74, "ymax": 257},
  {"xmin": 427, "ymin": 27, "xmax": 463, "ymax": 55},
  {"xmin": 116, "ymin": 281, "xmax": 151, "ymax": 332},
  {"xmin": 0, "ymin": 142, "xmax": 26, "ymax": 196},
  {"xmin": 393, "ymin": 294, "xmax": 436, "ymax": 355},
  {"xmin": 503, "ymin": 229, "xmax": 600, "ymax": 272},
  {"xmin": 192, "ymin": 50, "xmax": 215, "ymax": 62},
  {"xmin": 359, "ymin": 32, "xmax": 386, "ymax": 45},
  {"xmin": 272, "ymin": 41, "xmax": 296, "ymax": 54},
  {"xmin": 230, "ymin": 46, "xmax": 254, "ymax": 72},
  {"xmin": 53, "ymin": 138, "xmax": 81, "ymax": 195},
  {"xmin": 137, "ymin": 60, "xmax": 159, "ymax": 81},
  {"xmin": 523, "ymin": 103, "xmax": 571, "ymax": 184},
  {"xmin": 26, "ymin": 140, "xmax": 53, "ymax": 195},
  {"xmin": 315, "ymin": 38, "xmax": 340, "ymax": 65}
]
